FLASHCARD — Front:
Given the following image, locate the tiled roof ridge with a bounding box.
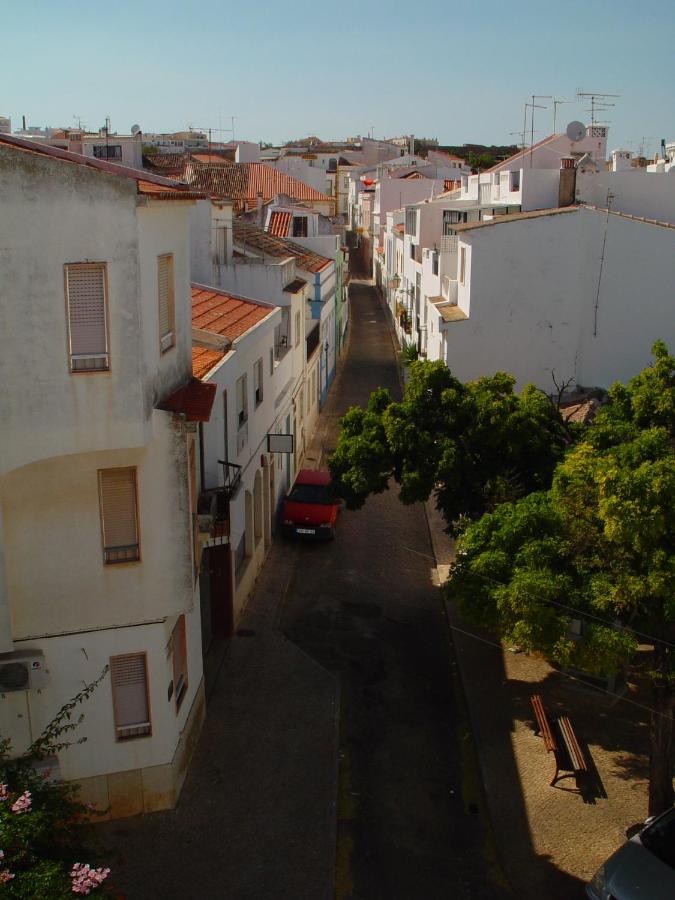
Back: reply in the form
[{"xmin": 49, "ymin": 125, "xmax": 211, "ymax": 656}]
[
  {"xmin": 191, "ymin": 282, "xmax": 278, "ymax": 310},
  {"xmin": 232, "ymin": 221, "xmax": 332, "ymax": 272}
]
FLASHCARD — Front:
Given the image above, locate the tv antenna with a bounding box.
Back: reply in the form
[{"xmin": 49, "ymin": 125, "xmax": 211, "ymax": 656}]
[
  {"xmin": 576, "ymin": 91, "xmax": 619, "ymax": 124},
  {"xmin": 551, "ymin": 98, "xmax": 573, "ymax": 133},
  {"xmin": 524, "ymin": 95, "xmax": 551, "ymax": 166}
]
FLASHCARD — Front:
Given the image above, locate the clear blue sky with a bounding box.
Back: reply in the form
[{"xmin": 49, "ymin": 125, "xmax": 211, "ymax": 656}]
[{"xmin": 4, "ymin": 0, "xmax": 674, "ymax": 157}]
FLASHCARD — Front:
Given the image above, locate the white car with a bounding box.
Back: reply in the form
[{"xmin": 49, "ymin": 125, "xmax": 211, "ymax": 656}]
[{"xmin": 587, "ymin": 806, "xmax": 675, "ymax": 900}]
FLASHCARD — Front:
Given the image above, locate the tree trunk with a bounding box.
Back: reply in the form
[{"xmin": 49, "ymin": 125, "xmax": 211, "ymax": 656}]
[{"xmin": 648, "ymin": 645, "xmax": 674, "ymax": 818}]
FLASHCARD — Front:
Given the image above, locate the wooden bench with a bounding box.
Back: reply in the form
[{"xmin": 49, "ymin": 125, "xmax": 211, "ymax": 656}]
[{"xmin": 530, "ymin": 694, "xmax": 588, "ymax": 787}]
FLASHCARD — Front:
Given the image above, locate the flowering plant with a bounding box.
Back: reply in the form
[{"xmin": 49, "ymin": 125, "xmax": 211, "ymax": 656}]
[{"xmin": 0, "ymin": 668, "xmax": 112, "ymax": 897}]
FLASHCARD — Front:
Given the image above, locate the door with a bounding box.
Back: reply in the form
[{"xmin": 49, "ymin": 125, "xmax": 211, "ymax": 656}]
[{"xmin": 207, "ymin": 545, "xmax": 234, "ymax": 639}]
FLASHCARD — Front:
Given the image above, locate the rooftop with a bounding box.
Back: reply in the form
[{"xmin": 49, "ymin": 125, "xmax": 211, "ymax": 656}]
[
  {"xmin": 0, "ymin": 133, "xmax": 201, "ymax": 200},
  {"xmin": 192, "ymin": 283, "xmax": 276, "ymax": 345},
  {"xmin": 233, "ymin": 222, "xmax": 332, "ymax": 273},
  {"xmin": 184, "ymin": 161, "xmax": 333, "ymax": 211}
]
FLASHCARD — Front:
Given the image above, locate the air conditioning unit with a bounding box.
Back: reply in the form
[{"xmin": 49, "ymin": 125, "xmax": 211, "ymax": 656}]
[{"xmin": 0, "ymin": 652, "xmax": 48, "ymax": 693}]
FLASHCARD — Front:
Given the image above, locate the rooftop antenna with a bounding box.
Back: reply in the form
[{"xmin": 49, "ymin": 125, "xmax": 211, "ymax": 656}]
[
  {"xmin": 576, "ymin": 91, "xmax": 619, "ymax": 125},
  {"xmin": 551, "ymin": 98, "xmax": 573, "ymax": 133},
  {"xmin": 527, "ymin": 95, "xmax": 551, "ymax": 166}
]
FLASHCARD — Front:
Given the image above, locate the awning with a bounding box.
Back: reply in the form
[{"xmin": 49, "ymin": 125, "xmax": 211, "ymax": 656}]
[{"xmin": 158, "ymin": 378, "xmax": 216, "ymax": 422}]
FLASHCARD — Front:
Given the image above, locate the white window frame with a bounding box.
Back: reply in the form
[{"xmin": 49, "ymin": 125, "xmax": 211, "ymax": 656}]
[{"xmin": 64, "ymin": 263, "xmax": 110, "ymax": 373}]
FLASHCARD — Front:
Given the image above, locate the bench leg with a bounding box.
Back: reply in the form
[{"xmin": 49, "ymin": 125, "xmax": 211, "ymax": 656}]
[{"xmin": 550, "ymin": 758, "xmax": 560, "ymax": 786}]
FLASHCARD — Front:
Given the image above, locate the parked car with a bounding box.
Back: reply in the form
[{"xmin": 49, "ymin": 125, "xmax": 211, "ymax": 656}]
[
  {"xmin": 282, "ymin": 469, "xmax": 339, "ymax": 539},
  {"xmin": 586, "ymin": 806, "xmax": 675, "ymax": 900}
]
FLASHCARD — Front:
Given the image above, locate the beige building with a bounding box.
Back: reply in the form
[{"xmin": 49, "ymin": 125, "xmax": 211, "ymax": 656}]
[{"xmin": 0, "ymin": 135, "xmax": 214, "ymax": 818}]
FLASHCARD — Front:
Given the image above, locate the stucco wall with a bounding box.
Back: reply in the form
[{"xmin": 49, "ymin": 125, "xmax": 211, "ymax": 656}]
[
  {"xmin": 449, "ymin": 208, "xmax": 675, "ymax": 391},
  {"xmin": 3, "ymin": 410, "xmax": 193, "ymax": 638}
]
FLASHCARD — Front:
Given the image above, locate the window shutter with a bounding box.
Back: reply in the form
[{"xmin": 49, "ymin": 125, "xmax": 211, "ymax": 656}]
[
  {"xmin": 172, "ymin": 616, "xmax": 188, "ymax": 710},
  {"xmin": 66, "ymin": 264, "xmax": 109, "ymax": 371},
  {"xmin": 99, "ymin": 468, "xmax": 139, "ymax": 563},
  {"xmin": 158, "ymin": 254, "xmax": 174, "ymax": 350},
  {"xmin": 110, "ymin": 654, "xmax": 151, "ymax": 739}
]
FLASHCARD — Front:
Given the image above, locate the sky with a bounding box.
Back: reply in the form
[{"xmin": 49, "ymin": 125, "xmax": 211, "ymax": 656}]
[{"xmin": 3, "ymin": 0, "xmax": 675, "ymax": 158}]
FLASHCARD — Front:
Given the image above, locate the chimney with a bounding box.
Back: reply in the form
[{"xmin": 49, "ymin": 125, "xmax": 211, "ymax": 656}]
[
  {"xmin": 558, "ymin": 156, "xmax": 577, "ymax": 207},
  {"xmin": 256, "ymin": 191, "xmax": 264, "ymax": 226},
  {"xmin": 409, "ymin": 134, "xmax": 415, "ymax": 156}
]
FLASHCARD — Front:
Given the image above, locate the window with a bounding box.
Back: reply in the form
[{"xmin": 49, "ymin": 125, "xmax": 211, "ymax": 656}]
[
  {"xmin": 294, "ymin": 311, "xmax": 301, "ymax": 347},
  {"xmin": 98, "ymin": 467, "xmax": 140, "ymax": 564},
  {"xmin": 172, "ymin": 616, "xmax": 188, "ymax": 711},
  {"xmin": 443, "ymin": 210, "xmax": 468, "ymax": 231},
  {"xmin": 254, "ymin": 358, "xmax": 263, "ymax": 407},
  {"xmin": 189, "ymin": 438, "xmax": 200, "ymax": 579},
  {"xmin": 459, "ymin": 247, "xmax": 467, "ymax": 285},
  {"xmin": 410, "ymin": 243, "xmax": 415, "ymax": 259},
  {"xmin": 236, "ymin": 374, "xmax": 248, "ymax": 427},
  {"xmin": 509, "ymin": 170, "xmax": 520, "ymax": 192},
  {"xmin": 157, "ymin": 254, "xmax": 175, "ymax": 353},
  {"xmin": 269, "ymin": 347, "xmax": 274, "ymax": 376},
  {"xmin": 93, "ymin": 144, "xmax": 122, "ymax": 159},
  {"xmin": 222, "ymin": 390, "xmax": 229, "ymax": 462},
  {"xmin": 405, "ymin": 209, "xmax": 417, "ymax": 236},
  {"xmin": 65, "ymin": 263, "xmax": 109, "ymax": 373},
  {"xmin": 432, "ymin": 252, "xmax": 439, "ymax": 276},
  {"xmin": 292, "ymin": 216, "xmax": 308, "ymax": 237},
  {"xmin": 110, "ymin": 653, "xmax": 151, "ymax": 740}
]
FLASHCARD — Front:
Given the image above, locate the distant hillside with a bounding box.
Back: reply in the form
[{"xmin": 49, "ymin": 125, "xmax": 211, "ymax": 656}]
[{"xmin": 418, "ymin": 141, "xmax": 519, "ymax": 169}]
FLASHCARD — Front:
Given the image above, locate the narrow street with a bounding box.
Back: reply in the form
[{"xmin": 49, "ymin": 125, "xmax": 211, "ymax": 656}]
[
  {"xmin": 100, "ymin": 277, "xmax": 507, "ymax": 899},
  {"xmin": 282, "ymin": 278, "xmax": 506, "ymax": 899}
]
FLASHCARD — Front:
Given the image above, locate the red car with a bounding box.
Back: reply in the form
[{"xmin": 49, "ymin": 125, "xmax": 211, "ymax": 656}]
[{"xmin": 282, "ymin": 469, "xmax": 340, "ymax": 539}]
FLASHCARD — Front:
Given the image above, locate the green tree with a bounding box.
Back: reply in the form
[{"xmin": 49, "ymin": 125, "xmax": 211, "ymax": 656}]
[
  {"xmin": 330, "ymin": 360, "xmax": 570, "ymax": 533},
  {"xmin": 447, "ymin": 342, "xmax": 675, "ymax": 816}
]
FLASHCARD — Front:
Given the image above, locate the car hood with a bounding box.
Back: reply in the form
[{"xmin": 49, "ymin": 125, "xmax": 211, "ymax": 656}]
[
  {"xmin": 605, "ymin": 836, "xmax": 675, "ymax": 900},
  {"xmin": 283, "ymin": 500, "xmax": 335, "ymax": 526}
]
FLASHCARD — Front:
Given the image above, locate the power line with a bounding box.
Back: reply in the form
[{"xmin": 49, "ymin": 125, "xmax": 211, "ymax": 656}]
[
  {"xmin": 446, "ymin": 617, "xmax": 674, "ymax": 723},
  {"xmin": 400, "ymin": 542, "xmax": 675, "ymax": 650}
]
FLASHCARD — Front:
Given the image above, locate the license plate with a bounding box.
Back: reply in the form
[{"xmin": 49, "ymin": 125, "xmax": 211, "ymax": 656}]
[{"xmin": 297, "ymin": 528, "xmax": 315, "ymax": 535}]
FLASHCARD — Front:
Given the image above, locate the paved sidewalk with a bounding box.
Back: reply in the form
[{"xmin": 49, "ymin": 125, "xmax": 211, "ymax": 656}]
[{"xmin": 100, "ymin": 543, "xmax": 340, "ymax": 900}]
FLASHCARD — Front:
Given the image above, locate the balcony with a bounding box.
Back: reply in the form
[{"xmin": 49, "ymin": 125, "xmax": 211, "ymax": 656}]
[
  {"xmin": 441, "ymin": 276, "xmax": 458, "ymax": 306},
  {"xmin": 440, "ymin": 234, "xmax": 458, "ymax": 253},
  {"xmin": 198, "ymin": 461, "xmax": 241, "ymax": 545}
]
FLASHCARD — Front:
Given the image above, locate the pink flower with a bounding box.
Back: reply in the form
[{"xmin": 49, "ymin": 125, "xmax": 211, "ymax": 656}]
[
  {"xmin": 70, "ymin": 862, "xmax": 110, "ymax": 895},
  {"xmin": 11, "ymin": 790, "xmax": 31, "ymax": 814},
  {"xmin": 0, "ymin": 784, "xmax": 7, "ymax": 802},
  {"xmin": 0, "ymin": 870, "xmax": 15, "ymax": 883}
]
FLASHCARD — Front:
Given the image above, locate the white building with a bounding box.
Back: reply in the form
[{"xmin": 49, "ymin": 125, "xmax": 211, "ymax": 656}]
[
  {"xmin": 0, "ymin": 134, "xmax": 213, "ymax": 819},
  {"xmin": 442, "ymin": 205, "xmax": 675, "ymax": 391},
  {"xmin": 191, "ymin": 287, "xmax": 300, "ymax": 629}
]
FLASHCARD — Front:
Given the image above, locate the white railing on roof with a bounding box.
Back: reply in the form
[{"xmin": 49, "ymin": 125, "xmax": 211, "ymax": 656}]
[{"xmin": 441, "ymin": 234, "xmax": 458, "ymax": 253}]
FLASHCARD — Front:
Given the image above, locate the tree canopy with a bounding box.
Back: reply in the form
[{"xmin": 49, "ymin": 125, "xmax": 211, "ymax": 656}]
[
  {"xmin": 330, "ymin": 360, "xmax": 570, "ymax": 533},
  {"xmin": 446, "ymin": 342, "xmax": 675, "ymax": 815}
]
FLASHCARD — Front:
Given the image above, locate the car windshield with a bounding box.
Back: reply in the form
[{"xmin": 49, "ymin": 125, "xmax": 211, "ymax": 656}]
[
  {"xmin": 288, "ymin": 483, "xmax": 334, "ymax": 505},
  {"xmin": 641, "ymin": 807, "xmax": 675, "ymax": 869}
]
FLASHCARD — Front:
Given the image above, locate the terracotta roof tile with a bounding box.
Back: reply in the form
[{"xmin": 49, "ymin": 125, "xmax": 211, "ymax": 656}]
[
  {"xmin": 192, "ymin": 347, "xmax": 227, "ymax": 380},
  {"xmin": 184, "ymin": 161, "xmax": 333, "ymax": 211},
  {"xmin": 233, "ymin": 222, "xmax": 331, "ymax": 274},
  {"xmin": 191, "ymin": 284, "xmax": 275, "ymax": 345},
  {"xmin": 268, "ymin": 210, "xmax": 292, "ymax": 236}
]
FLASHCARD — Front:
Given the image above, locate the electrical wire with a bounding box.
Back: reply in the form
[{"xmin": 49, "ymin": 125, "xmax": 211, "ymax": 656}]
[{"xmin": 445, "ymin": 616, "xmax": 673, "ymax": 724}]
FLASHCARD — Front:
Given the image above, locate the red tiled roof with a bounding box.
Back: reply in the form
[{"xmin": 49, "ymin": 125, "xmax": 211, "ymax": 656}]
[
  {"xmin": 184, "ymin": 161, "xmax": 333, "ymax": 211},
  {"xmin": 159, "ymin": 378, "xmax": 216, "ymax": 421},
  {"xmin": 192, "ymin": 347, "xmax": 227, "ymax": 380},
  {"xmin": 233, "ymin": 222, "xmax": 331, "ymax": 273},
  {"xmin": 192, "ymin": 284, "xmax": 275, "ymax": 343},
  {"xmin": 268, "ymin": 210, "xmax": 292, "ymax": 236},
  {"xmin": 191, "ymin": 150, "xmax": 236, "ymax": 164},
  {"xmin": 0, "ymin": 133, "xmax": 201, "ymax": 199}
]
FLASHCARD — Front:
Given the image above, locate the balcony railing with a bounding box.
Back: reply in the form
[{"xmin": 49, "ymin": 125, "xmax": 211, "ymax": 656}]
[{"xmin": 440, "ymin": 234, "xmax": 458, "ymax": 253}]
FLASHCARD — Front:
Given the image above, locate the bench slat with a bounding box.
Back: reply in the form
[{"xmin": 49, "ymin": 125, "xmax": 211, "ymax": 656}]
[
  {"xmin": 557, "ymin": 715, "xmax": 587, "ymax": 773},
  {"xmin": 531, "ymin": 694, "xmax": 558, "ymax": 753}
]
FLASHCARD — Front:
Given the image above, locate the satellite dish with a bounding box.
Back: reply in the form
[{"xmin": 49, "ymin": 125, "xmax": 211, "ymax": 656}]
[
  {"xmin": 130, "ymin": 124, "xmax": 141, "ymax": 136},
  {"xmin": 566, "ymin": 121, "xmax": 586, "ymax": 143}
]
